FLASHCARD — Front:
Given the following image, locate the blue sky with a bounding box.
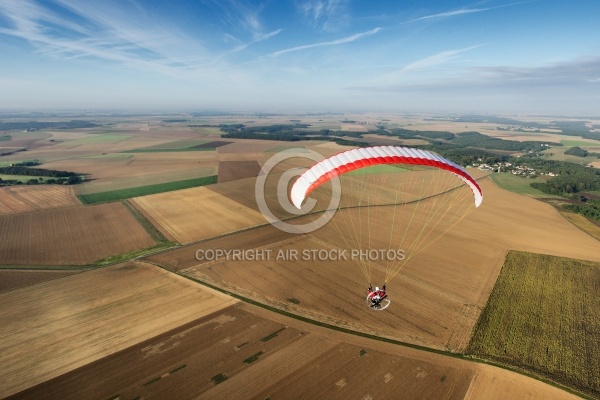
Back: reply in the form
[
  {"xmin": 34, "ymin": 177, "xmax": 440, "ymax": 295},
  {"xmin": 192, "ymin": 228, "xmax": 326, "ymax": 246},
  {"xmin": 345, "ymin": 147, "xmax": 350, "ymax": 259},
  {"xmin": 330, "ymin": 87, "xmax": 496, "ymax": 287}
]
[{"xmin": 0, "ymin": 0, "xmax": 598, "ymax": 114}]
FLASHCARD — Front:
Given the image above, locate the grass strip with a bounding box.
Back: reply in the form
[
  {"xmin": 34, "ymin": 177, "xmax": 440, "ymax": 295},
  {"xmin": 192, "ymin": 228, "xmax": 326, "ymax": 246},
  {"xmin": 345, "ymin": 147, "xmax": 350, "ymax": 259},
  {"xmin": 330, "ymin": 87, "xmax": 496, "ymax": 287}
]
[{"xmin": 122, "ymin": 200, "xmax": 171, "ymax": 243}]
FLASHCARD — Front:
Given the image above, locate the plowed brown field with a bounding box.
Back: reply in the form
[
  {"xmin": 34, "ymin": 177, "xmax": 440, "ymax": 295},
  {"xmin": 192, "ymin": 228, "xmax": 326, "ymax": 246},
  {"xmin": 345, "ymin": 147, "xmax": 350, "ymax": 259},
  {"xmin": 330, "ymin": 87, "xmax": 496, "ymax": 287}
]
[
  {"xmin": 0, "ymin": 185, "xmax": 80, "ymax": 215},
  {"xmin": 217, "ymin": 160, "xmax": 261, "ymax": 182},
  {"xmin": 0, "ymin": 203, "xmax": 155, "ymax": 265},
  {"xmin": 0, "ymin": 261, "xmax": 237, "ymax": 398},
  {"xmin": 0, "ymin": 269, "xmax": 80, "ymax": 293}
]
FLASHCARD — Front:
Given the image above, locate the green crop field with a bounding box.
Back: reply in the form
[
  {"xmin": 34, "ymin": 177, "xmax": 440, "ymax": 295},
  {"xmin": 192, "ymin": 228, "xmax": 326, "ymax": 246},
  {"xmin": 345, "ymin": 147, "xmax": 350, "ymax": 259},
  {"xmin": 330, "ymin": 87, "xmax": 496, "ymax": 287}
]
[
  {"xmin": 490, "ymin": 173, "xmax": 558, "ymax": 197},
  {"xmin": 84, "ymin": 153, "xmax": 133, "ymax": 159},
  {"xmin": 0, "ymin": 174, "xmax": 52, "ymax": 183},
  {"xmin": 123, "ymin": 147, "xmax": 215, "ymax": 153},
  {"xmin": 541, "ymin": 146, "xmax": 599, "ymax": 164},
  {"xmin": 560, "ymin": 139, "xmax": 600, "ymax": 147},
  {"xmin": 467, "ymin": 251, "xmax": 600, "ymax": 398},
  {"xmin": 346, "ymin": 164, "xmax": 409, "ymax": 175},
  {"xmin": 0, "ymin": 135, "xmax": 11, "ymax": 141},
  {"xmin": 56, "ymin": 134, "xmax": 133, "ymax": 146},
  {"xmin": 78, "ymin": 175, "xmax": 218, "ymax": 204}
]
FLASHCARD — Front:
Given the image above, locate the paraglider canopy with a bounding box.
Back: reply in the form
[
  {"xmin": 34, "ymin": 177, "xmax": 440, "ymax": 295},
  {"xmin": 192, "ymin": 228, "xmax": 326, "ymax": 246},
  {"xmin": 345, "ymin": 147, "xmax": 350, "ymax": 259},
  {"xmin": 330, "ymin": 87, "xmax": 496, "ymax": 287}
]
[{"xmin": 290, "ymin": 146, "xmax": 482, "ymax": 210}]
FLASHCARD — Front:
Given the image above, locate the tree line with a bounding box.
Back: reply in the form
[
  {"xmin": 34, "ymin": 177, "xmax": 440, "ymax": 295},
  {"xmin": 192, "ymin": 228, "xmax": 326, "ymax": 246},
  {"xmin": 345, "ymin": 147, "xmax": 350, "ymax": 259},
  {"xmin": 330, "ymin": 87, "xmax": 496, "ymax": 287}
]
[{"xmin": 0, "ymin": 120, "xmax": 97, "ymax": 131}]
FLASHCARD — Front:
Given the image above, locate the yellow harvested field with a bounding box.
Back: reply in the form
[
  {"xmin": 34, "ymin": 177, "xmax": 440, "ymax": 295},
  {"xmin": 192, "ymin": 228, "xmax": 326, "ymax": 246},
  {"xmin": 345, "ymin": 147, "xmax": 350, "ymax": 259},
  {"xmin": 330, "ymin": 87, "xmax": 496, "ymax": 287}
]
[
  {"xmin": 465, "ymin": 364, "xmax": 582, "ymax": 400},
  {"xmin": 0, "ymin": 261, "xmax": 237, "ymax": 398},
  {"xmin": 0, "ymin": 185, "xmax": 80, "ymax": 215},
  {"xmin": 131, "ymin": 186, "xmax": 267, "ymax": 244}
]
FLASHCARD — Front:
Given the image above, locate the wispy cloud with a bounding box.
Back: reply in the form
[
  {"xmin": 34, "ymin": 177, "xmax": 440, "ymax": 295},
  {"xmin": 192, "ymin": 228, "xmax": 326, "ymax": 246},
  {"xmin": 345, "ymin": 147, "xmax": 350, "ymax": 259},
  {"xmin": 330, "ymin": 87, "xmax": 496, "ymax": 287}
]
[
  {"xmin": 201, "ymin": 0, "xmax": 269, "ymax": 40},
  {"xmin": 355, "ymin": 56, "xmax": 600, "ymax": 94},
  {"xmin": 474, "ymin": 56, "xmax": 600, "ymax": 85},
  {"xmin": 269, "ymin": 27, "xmax": 381, "ymax": 57},
  {"xmin": 364, "ymin": 44, "xmax": 485, "ymax": 86},
  {"xmin": 401, "ymin": 1, "xmax": 535, "ymax": 24},
  {"xmin": 402, "ymin": 44, "xmax": 485, "ymax": 72},
  {"xmin": 297, "ymin": 0, "xmax": 350, "ymax": 31},
  {"xmin": 0, "ymin": 0, "xmax": 269, "ymax": 83},
  {"xmin": 403, "ymin": 8, "xmax": 487, "ymax": 24}
]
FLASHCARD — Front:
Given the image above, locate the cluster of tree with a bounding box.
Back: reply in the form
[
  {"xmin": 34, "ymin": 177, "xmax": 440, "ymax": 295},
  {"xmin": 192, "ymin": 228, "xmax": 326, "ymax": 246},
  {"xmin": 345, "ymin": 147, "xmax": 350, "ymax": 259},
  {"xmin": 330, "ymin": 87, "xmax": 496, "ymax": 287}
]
[
  {"xmin": 162, "ymin": 119, "xmax": 188, "ymax": 123},
  {"xmin": 563, "ymin": 200, "xmax": 600, "ymax": 221},
  {"xmin": 220, "ymin": 123, "xmax": 311, "ymax": 135},
  {"xmin": 319, "ymin": 129, "xmax": 363, "ymax": 138},
  {"xmin": 449, "ymin": 131, "xmax": 553, "ymax": 152},
  {"xmin": 423, "ymin": 144, "xmax": 509, "ymax": 166},
  {"xmin": 552, "ymin": 120, "xmax": 600, "ymax": 141},
  {"xmin": 426, "ymin": 115, "xmax": 548, "ymax": 129},
  {"xmin": 371, "ymin": 128, "xmax": 455, "ymax": 141},
  {"xmin": 0, "ymin": 166, "xmax": 82, "ymax": 182},
  {"xmin": 0, "ymin": 166, "xmax": 77, "ymax": 177},
  {"xmin": 564, "ymin": 146, "xmax": 600, "ymax": 158},
  {"xmin": 221, "ymin": 131, "xmax": 367, "ymax": 147},
  {"xmin": 0, "ymin": 176, "xmax": 80, "ymax": 185},
  {"xmin": 0, "ymin": 120, "xmax": 97, "ymax": 131},
  {"xmin": 522, "ymin": 161, "xmax": 600, "ymax": 195},
  {"xmin": 10, "ymin": 160, "xmax": 40, "ymax": 167},
  {"xmin": 219, "ymin": 123, "xmax": 368, "ymax": 146}
]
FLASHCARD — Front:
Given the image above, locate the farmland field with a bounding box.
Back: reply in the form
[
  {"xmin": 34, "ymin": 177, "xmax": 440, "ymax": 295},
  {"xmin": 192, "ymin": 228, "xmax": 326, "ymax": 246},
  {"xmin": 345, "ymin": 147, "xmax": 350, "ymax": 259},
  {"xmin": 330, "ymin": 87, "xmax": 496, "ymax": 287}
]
[
  {"xmin": 217, "ymin": 160, "xmax": 262, "ymax": 182},
  {"xmin": 489, "ymin": 173, "xmax": 557, "ymax": 197},
  {"xmin": 0, "ymin": 269, "xmax": 80, "ymax": 293},
  {"xmin": 0, "ymin": 261, "xmax": 238, "ymax": 398},
  {"xmin": 5, "ymin": 299, "xmax": 581, "ymax": 400},
  {"xmin": 556, "ymin": 209, "xmax": 600, "ymax": 241},
  {"xmin": 467, "ymin": 251, "xmax": 600, "ymax": 398},
  {"xmin": 77, "ymin": 175, "xmax": 218, "ymax": 204},
  {"xmin": 132, "ymin": 185, "xmax": 267, "ymax": 243},
  {"xmin": 541, "ymin": 146, "xmax": 597, "ymax": 163},
  {"xmin": 0, "ymin": 202, "xmax": 156, "ymax": 265},
  {"xmin": 0, "ymin": 185, "xmax": 80, "ymax": 215},
  {"xmin": 561, "ymin": 139, "xmax": 600, "ymax": 147}
]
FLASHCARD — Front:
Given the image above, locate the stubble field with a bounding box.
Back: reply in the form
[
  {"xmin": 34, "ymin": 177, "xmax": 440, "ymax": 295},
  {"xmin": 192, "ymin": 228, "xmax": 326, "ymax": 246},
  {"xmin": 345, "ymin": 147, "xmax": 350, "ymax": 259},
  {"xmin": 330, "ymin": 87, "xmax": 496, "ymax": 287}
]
[
  {"xmin": 131, "ymin": 186, "xmax": 266, "ymax": 244},
  {"xmin": 0, "ymin": 185, "xmax": 80, "ymax": 215},
  {"xmin": 0, "ymin": 261, "xmax": 237, "ymax": 399},
  {"xmin": 0, "ymin": 202, "xmax": 156, "ymax": 265}
]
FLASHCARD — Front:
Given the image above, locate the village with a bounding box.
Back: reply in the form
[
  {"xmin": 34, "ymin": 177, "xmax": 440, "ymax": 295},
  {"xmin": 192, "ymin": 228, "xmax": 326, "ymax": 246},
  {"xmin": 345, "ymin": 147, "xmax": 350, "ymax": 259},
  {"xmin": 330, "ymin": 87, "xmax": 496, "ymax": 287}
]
[{"xmin": 473, "ymin": 161, "xmax": 559, "ymax": 177}]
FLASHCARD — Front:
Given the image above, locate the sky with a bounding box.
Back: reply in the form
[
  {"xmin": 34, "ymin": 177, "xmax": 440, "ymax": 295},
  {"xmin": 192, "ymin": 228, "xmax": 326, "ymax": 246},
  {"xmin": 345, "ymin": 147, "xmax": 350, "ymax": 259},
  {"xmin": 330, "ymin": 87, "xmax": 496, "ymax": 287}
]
[{"xmin": 0, "ymin": 0, "xmax": 599, "ymax": 114}]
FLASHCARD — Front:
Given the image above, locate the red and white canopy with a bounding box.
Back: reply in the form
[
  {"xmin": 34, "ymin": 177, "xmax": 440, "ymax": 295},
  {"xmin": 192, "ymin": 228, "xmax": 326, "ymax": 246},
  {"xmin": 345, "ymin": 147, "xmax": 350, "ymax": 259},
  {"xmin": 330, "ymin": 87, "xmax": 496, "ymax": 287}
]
[{"xmin": 290, "ymin": 146, "xmax": 483, "ymax": 209}]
